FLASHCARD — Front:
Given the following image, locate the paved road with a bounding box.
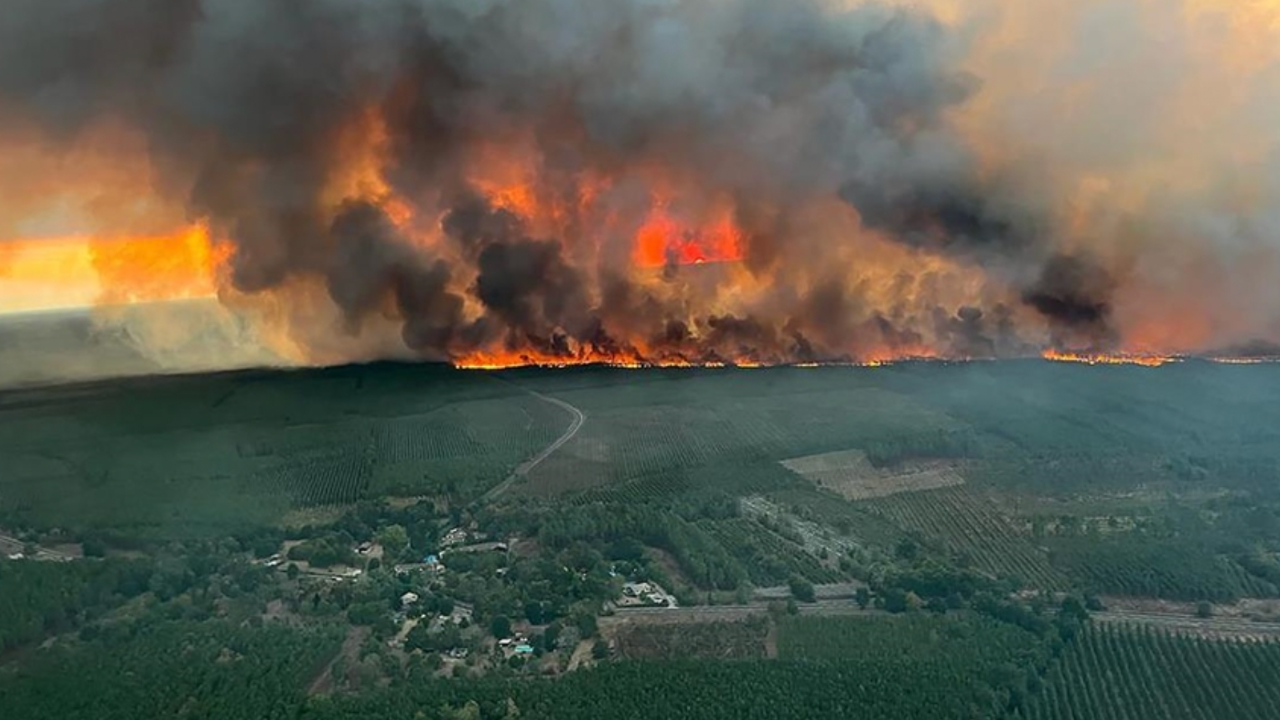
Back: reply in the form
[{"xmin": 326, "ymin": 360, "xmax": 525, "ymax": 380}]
[{"xmin": 482, "ymin": 390, "xmax": 585, "ymax": 501}]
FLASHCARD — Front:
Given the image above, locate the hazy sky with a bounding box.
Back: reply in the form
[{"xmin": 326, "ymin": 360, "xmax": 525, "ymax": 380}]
[{"xmin": 0, "ymin": 238, "xmax": 102, "ymax": 313}]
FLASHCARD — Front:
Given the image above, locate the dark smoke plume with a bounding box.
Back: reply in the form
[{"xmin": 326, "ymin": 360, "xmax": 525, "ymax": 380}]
[{"xmin": 0, "ymin": 0, "xmax": 1208, "ymax": 368}]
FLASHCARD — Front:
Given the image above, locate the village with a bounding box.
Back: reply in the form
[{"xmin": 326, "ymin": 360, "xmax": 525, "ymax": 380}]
[{"xmin": 245, "ymin": 519, "xmax": 680, "ymax": 678}]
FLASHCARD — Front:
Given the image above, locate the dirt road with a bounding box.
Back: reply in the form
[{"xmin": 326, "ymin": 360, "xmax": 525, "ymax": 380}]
[
  {"xmin": 483, "ymin": 390, "xmax": 585, "ymax": 501},
  {"xmin": 1093, "ymin": 610, "xmax": 1280, "ymax": 641}
]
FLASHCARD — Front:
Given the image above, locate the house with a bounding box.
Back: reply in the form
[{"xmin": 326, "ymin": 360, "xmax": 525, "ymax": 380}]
[
  {"xmin": 441, "ymin": 528, "xmax": 468, "ymax": 548},
  {"xmin": 424, "ymin": 554, "xmax": 442, "ymax": 572},
  {"xmin": 623, "ymin": 582, "xmax": 653, "ymax": 597},
  {"xmin": 401, "ymin": 591, "xmax": 420, "ymax": 609},
  {"xmin": 356, "ymin": 541, "xmax": 373, "ymax": 555}
]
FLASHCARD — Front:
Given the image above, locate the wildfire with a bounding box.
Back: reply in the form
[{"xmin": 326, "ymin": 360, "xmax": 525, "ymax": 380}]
[
  {"xmin": 1042, "ymin": 350, "xmax": 1180, "ymax": 367},
  {"xmin": 632, "ymin": 204, "xmax": 745, "ymax": 268}
]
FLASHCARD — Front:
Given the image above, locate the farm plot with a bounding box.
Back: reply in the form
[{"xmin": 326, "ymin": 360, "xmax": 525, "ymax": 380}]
[
  {"xmin": 739, "ymin": 496, "xmax": 864, "ymax": 558},
  {"xmin": 1046, "ymin": 538, "xmax": 1277, "ymax": 602},
  {"xmin": 765, "ymin": 487, "xmax": 905, "ymax": 549},
  {"xmin": 612, "ymin": 618, "xmax": 770, "ymax": 660},
  {"xmin": 1016, "ymin": 623, "xmax": 1280, "ymax": 720},
  {"xmin": 256, "ymin": 454, "xmax": 372, "ymax": 507},
  {"xmin": 569, "ymin": 473, "xmax": 694, "ymax": 505},
  {"xmin": 861, "ymin": 487, "xmax": 1065, "ymax": 590},
  {"xmin": 521, "ymin": 381, "xmax": 960, "ymax": 498},
  {"xmin": 777, "ymin": 614, "xmax": 1047, "ymax": 719},
  {"xmin": 778, "ymin": 614, "xmax": 1044, "ymax": 665},
  {"xmin": 700, "ymin": 516, "xmax": 845, "ymax": 586},
  {"xmin": 781, "ymin": 449, "xmax": 965, "ymax": 500},
  {"xmin": 0, "ymin": 367, "xmax": 566, "ymax": 534},
  {"xmin": 523, "ymin": 402, "xmax": 797, "ymax": 495}
]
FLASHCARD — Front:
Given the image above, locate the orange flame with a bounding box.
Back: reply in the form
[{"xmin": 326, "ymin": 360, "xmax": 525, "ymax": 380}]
[
  {"xmin": 633, "ymin": 204, "xmax": 745, "ymax": 268},
  {"xmin": 1042, "ymin": 350, "xmax": 1179, "ymax": 367}
]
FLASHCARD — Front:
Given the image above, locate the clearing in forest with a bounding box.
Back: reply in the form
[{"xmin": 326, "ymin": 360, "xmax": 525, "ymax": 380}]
[
  {"xmin": 781, "ymin": 449, "xmax": 964, "ymax": 500},
  {"xmin": 610, "ymin": 618, "xmax": 770, "ymax": 660}
]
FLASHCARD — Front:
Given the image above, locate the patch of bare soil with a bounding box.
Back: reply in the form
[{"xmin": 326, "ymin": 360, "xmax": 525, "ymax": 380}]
[
  {"xmin": 781, "ymin": 450, "xmax": 964, "ymax": 500},
  {"xmin": 566, "ymin": 640, "xmax": 595, "ymax": 671}
]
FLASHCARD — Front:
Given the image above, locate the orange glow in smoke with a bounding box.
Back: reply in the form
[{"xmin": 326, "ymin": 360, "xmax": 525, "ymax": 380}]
[{"xmin": 633, "ymin": 205, "xmax": 745, "ymax": 268}]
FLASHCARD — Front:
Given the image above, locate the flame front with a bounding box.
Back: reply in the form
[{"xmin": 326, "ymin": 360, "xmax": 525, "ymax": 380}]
[{"xmin": 1041, "ymin": 350, "xmax": 1179, "ymax": 368}]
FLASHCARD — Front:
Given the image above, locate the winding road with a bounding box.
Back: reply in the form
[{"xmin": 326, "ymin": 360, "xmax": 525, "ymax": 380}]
[{"xmin": 482, "ymin": 390, "xmax": 585, "ymax": 501}]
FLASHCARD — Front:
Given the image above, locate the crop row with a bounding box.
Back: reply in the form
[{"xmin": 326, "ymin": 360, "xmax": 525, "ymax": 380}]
[
  {"xmin": 1017, "ymin": 624, "xmax": 1280, "ymax": 720},
  {"xmin": 1047, "ymin": 539, "xmax": 1275, "ymax": 602},
  {"xmin": 571, "ymin": 473, "xmax": 694, "ymax": 505},
  {"xmin": 862, "ymin": 487, "xmax": 1064, "ymax": 590},
  {"xmin": 701, "ymin": 517, "xmax": 844, "ymax": 586},
  {"xmin": 254, "ymin": 454, "xmax": 371, "ymax": 507}
]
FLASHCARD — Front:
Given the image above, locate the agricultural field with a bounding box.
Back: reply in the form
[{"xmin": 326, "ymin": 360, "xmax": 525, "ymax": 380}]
[
  {"xmin": 517, "ymin": 370, "xmax": 963, "ymax": 497},
  {"xmin": 1016, "ymin": 624, "xmax": 1280, "ymax": 720},
  {"xmin": 776, "ymin": 614, "xmax": 1050, "ymax": 717},
  {"xmin": 860, "ymin": 486, "xmax": 1066, "ymax": 590},
  {"xmin": 699, "ymin": 516, "xmax": 845, "ymax": 586},
  {"xmin": 777, "ymin": 613, "xmax": 1046, "ymax": 666},
  {"xmin": 781, "ymin": 449, "xmax": 965, "ymax": 500},
  {"xmin": 1045, "ymin": 538, "xmax": 1276, "ymax": 602},
  {"xmin": 0, "ymin": 364, "xmax": 569, "ymax": 537},
  {"xmin": 0, "ymin": 620, "xmax": 343, "ymax": 719},
  {"xmin": 611, "ymin": 618, "xmax": 770, "ymax": 660}
]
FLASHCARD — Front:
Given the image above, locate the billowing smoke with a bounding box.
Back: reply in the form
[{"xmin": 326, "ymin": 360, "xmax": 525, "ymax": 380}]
[{"xmin": 1, "ymin": 0, "xmax": 1278, "ymax": 370}]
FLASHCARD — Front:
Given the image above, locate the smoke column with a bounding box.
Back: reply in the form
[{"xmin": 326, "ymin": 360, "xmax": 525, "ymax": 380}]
[{"xmin": 0, "ymin": 0, "xmax": 1277, "ymax": 373}]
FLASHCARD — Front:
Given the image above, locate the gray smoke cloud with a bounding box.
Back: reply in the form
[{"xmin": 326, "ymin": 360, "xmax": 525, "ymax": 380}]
[{"xmin": 4, "ymin": 0, "xmax": 1260, "ymax": 369}]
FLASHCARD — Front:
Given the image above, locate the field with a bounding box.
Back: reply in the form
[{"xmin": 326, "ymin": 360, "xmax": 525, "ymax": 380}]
[
  {"xmin": 861, "ymin": 486, "xmax": 1065, "ymax": 589},
  {"xmin": 6, "ymin": 361, "xmax": 1280, "ymax": 586},
  {"xmin": 777, "ymin": 613, "xmax": 1045, "ymax": 665},
  {"xmin": 612, "ymin": 618, "xmax": 770, "ymax": 659},
  {"xmin": 0, "ymin": 364, "xmax": 568, "ymax": 536},
  {"xmin": 781, "ymin": 449, "xmax": 965, "ymax": 500},
  {"xmin": 1017, "ymin": 624, "xmax": 1280, "ymax": 720}
]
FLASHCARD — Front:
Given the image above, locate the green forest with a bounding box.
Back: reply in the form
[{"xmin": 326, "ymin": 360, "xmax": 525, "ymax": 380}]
[{"xmin": 4, "ymin": 362, "xmax": 1280, "ymax": 719}]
